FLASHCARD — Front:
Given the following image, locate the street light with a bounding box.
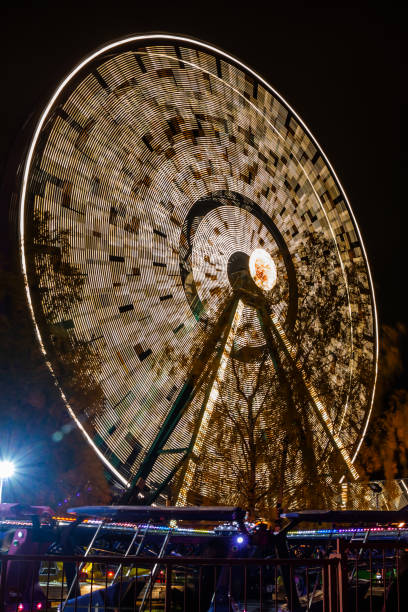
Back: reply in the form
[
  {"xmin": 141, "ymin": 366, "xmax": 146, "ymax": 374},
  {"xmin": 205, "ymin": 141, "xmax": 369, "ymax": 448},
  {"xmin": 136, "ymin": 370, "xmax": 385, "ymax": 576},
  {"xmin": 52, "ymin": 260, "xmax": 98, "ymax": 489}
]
[{"xmin": 0, "ymin": 460, "xmax": 15, "ymax": 503}]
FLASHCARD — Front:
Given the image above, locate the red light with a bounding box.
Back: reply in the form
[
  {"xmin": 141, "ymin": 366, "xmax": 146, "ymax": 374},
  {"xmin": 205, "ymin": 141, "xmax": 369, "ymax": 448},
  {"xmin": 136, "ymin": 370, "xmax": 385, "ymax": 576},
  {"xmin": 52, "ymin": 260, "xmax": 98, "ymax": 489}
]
[
  {"xmin": 107, "ymin": 570, "xmax": 114, "ymax": 578},
  {"xmin": 36, "ymin": 604, "xmax": 43, "ymax": 610},
  {"xmin": 18, "ymin": 605, "xmax": 24, "ymax": 611}
]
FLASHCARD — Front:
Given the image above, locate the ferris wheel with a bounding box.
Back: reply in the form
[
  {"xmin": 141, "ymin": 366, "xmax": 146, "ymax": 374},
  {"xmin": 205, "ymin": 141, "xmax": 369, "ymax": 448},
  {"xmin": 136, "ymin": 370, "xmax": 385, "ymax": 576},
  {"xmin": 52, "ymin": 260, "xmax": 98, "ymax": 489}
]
[{"xmin": 18, "ymin": 34, "xmax": 377, "ymax": 506}]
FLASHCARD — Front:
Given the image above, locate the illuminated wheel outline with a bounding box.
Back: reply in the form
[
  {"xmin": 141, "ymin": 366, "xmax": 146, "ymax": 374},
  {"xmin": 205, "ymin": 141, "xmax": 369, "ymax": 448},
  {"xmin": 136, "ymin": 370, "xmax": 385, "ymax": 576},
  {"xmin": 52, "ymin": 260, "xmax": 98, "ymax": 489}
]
[{"xmin": 18, "ymin": 34, "xmax": 378, "ymax": 498}]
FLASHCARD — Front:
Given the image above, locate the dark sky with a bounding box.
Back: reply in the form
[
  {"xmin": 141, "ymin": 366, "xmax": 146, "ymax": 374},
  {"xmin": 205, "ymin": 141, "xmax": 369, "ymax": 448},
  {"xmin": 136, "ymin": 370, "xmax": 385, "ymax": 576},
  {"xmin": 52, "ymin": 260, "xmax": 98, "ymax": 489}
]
[{"xmin": 1, "ymin": 0, "xmax": 406, "ymax": 328}]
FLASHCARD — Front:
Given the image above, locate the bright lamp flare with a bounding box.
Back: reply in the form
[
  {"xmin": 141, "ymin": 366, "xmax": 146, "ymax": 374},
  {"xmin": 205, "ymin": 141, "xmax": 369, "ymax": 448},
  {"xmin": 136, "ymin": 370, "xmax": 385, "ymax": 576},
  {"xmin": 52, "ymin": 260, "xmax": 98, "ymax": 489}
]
[
  {"xmin": 249, "ymin": 249, "xmax": 277, "ymax": 291},
  {"xmin": 0, "ymin": 460, "xmax": 15, "ymax": 479}
]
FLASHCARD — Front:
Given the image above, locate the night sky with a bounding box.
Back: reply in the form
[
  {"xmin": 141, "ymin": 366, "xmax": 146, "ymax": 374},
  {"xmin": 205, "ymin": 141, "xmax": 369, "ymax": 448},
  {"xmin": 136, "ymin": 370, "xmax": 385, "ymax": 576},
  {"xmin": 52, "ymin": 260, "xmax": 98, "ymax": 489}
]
[{"xmin": 1, "ymin": 2, "xmax": 406, "ymax": 327}]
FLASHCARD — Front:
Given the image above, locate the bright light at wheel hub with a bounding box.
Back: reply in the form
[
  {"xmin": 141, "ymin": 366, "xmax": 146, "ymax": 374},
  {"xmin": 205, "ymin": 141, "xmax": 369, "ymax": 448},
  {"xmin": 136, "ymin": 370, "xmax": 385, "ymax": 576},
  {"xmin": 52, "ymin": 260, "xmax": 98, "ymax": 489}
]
[{"xmin": 249, "ymin": 249, "xmax": 277, "ymax": 291}]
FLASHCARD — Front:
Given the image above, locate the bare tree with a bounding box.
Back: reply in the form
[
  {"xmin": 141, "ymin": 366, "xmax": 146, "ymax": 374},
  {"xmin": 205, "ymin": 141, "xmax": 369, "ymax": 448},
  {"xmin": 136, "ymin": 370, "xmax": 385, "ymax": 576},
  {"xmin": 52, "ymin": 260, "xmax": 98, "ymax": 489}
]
[{"xmin": 207, "ymin": 350, "xmax": 282, "ymax": 519}]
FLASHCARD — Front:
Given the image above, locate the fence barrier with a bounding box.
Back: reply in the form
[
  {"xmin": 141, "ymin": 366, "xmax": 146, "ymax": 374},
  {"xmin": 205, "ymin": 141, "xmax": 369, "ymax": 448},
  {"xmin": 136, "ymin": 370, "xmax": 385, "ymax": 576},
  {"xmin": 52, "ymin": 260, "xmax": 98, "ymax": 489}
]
[{"xmin": 0, "ymin": 538, "xmax": 406, "ymax": 611}]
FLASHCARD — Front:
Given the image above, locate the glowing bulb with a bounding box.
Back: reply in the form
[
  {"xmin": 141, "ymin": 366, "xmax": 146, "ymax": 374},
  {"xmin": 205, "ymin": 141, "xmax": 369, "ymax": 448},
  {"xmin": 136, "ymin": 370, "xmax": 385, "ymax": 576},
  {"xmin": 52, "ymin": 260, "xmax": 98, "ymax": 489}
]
[{"xmin": 249, "ymin": 249, "xmax": 277, "ymax": 291}]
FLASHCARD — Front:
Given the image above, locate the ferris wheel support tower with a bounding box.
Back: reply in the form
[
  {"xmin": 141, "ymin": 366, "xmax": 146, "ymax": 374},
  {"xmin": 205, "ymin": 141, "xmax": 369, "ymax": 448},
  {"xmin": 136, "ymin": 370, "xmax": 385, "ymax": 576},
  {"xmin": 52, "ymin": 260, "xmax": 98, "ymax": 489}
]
[{"xmin": 12, "ymin": 34, "xmax": 377, "ymax": 506}]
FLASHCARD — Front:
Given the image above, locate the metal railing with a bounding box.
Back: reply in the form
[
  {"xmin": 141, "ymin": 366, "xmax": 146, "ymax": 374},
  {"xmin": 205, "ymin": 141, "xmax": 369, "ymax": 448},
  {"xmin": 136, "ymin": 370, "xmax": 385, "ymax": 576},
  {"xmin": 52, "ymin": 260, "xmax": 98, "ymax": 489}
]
[
  {"xmin": 337, "ymin": 538, "xmax": 406, "ymax": 612},
  {"xmin": 0, "ymin": 540, "xmax": 406, "ymax": 611}
]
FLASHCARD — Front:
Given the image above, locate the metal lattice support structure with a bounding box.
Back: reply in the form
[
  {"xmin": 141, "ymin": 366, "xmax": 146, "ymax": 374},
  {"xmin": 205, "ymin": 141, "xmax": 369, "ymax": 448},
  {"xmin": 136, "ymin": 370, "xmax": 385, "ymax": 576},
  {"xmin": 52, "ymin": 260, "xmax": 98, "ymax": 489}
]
[{"xmin": 17, "ymin": 34, "xmax": 378, "ymax": 506}]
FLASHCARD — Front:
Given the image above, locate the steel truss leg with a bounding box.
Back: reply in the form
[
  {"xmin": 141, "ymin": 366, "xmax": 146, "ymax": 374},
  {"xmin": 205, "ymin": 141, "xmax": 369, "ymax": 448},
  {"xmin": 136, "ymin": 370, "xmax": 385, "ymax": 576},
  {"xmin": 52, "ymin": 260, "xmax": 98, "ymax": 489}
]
[
  {"xmin": 121, "ymin": 298, "xmax": 238, "ymax": 504},
  {"xmin": 257, "ymin": 305, "xmax": 358, "ymax": 481}
]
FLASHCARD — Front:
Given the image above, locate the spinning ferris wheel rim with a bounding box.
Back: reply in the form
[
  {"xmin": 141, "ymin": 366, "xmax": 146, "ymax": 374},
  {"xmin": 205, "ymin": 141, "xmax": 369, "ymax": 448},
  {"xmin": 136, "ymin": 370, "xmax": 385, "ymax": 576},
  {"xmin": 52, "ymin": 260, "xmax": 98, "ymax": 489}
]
[{"xmin": 17, "ymin": 33, "xmax": 378, "ymax": 488}]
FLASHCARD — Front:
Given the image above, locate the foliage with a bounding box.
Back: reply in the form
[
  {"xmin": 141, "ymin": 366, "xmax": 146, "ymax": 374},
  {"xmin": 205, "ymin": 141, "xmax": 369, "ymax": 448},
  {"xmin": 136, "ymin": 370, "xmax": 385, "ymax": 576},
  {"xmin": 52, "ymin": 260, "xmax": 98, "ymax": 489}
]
[
  {"xmin": 0, "ymin": 265, "xmax": 111, "ymax": 507},
  {"xmin": 29, "ymin": 209, "xmax": 104, "ymax": 423},
  {"xmin": 31, "ymin": 210, "xmax": 85, "ymax": 320},
  {"xmin": 359, "ymin": 324, "xmax": 408, "ymax": 481}
]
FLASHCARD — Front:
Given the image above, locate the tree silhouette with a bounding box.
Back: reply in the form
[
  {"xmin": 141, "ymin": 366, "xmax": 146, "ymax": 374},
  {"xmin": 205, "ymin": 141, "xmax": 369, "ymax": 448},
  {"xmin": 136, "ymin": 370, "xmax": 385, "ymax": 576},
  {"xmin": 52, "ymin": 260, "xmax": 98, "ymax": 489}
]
[
  {"xmin": 359, "ymin": 324, "xmax": 407, "ymax": 481},
  {"xmin": 28, "ymin": 210, "xmax": 105, "ymax": 423},
  {"xmin": 0, "ymin": 216, "xmax": 111, "ymax": 507},
  {"xmin": 202, "ymin": 349, "xmax": 282, "ymax": 518}
]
